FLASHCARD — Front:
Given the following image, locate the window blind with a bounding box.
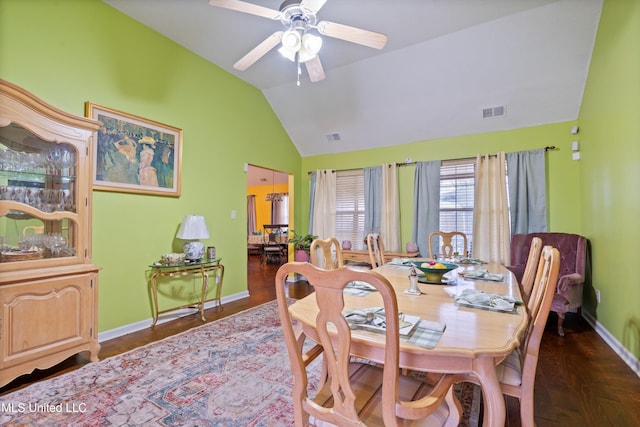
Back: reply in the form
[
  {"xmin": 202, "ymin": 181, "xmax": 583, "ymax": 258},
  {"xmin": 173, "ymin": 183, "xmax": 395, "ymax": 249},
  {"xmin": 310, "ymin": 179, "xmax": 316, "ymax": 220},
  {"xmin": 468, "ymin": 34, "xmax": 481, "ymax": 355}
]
[
  {"xmin": 440, "ymin": 161, "xmax": 475, "ymax": 255},
  {"xmin": 335, "ymin": 170, "xmax": 365, "ymax": 250}
]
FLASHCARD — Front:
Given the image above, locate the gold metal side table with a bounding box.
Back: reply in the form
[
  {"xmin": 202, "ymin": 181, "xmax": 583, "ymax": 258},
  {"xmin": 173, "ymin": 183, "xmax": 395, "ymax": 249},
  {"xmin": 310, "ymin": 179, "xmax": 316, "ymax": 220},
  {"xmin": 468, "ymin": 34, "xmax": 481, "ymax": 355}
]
[{"xmin": 149, "ymin": 258, "xmax": 224, "ymax": 326}]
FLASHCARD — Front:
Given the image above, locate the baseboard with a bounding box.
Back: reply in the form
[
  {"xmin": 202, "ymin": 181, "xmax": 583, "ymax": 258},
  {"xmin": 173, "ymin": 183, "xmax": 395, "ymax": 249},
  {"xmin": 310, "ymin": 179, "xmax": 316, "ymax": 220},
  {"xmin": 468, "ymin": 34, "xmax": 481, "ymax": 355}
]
[
  {"xmin": 98, "ymin": 291, "xmax": 250, "ymax": 343},
  {"xmin": 286, "ymin": 273, "xmax": 306, "ymax": 282},
  {"xmin": 582, "ymin": 311, "xmax": 640, "ymax": 377}
]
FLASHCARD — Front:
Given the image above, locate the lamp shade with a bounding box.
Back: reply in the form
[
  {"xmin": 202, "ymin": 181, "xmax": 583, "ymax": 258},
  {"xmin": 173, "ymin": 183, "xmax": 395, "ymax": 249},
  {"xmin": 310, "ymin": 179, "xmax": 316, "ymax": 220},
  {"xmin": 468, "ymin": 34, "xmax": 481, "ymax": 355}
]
[{"xmin": 176, "ymin": 215, "xmax": 210, "ymax": 240}]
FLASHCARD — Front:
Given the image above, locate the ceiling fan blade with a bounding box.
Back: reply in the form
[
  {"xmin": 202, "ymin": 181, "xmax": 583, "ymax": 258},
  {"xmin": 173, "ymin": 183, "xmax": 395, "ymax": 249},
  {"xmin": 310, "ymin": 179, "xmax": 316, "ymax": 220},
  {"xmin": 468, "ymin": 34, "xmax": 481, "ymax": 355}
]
[
  {"xmin": 233, "ymin": 31, "xmax": 284, "ymax": 71},
  {"xmin": 209, "ymin": 0, "xmax": 280, "ymax": 20},
  {"xmin": 300, "ymin": 0, "xmax": 327, "ymax": 14},
  {"xmin": 316, "ymin": 20, "xmax": 387, "ymax": 50},
  {"xmin": 305, "ymin": 55, "xmax": 325, "ymax": 83}
]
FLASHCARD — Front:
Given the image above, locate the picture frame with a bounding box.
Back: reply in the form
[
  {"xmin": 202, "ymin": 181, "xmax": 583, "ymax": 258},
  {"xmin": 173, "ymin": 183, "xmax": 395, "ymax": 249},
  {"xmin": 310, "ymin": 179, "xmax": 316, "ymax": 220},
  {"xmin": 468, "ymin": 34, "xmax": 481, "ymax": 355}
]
[{"xmin": 85, "ymin": 102, "xmax": 182, "ymax": 197}]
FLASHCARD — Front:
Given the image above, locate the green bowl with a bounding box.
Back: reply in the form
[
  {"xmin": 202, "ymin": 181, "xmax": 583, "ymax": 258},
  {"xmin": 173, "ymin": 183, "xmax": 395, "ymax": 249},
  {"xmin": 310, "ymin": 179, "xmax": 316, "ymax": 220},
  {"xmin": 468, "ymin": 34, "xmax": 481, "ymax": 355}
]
[{"xmin": 407, "ymin": 261, "xmax": 459, "ymax": 283}]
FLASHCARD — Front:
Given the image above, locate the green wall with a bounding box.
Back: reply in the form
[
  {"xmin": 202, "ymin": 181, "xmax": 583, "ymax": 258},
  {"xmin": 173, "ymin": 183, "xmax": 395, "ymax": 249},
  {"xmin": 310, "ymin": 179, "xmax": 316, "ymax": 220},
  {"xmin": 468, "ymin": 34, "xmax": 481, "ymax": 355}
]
[
  {"xmin": 578, "ymin": 0, "xmax": 640, "ymax": 357},
  {"xmin": 0, "ymin": 0, "xmax": 302, "ymax": 331},
  {"xmin": 301, "ymin": 121, "xmax": 581, "ymax": 249},
  {"xmin": 2, "ymin": 0, "xmax": 637, "ymax": 363}
]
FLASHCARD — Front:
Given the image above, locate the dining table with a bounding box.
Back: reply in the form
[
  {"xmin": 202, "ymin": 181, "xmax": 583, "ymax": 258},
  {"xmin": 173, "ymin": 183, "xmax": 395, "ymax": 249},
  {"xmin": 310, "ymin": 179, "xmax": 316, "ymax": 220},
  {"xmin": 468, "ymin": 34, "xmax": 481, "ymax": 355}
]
[{"xmin": 288, "ymin": 259, "xmax": 528, "ymax": 426}]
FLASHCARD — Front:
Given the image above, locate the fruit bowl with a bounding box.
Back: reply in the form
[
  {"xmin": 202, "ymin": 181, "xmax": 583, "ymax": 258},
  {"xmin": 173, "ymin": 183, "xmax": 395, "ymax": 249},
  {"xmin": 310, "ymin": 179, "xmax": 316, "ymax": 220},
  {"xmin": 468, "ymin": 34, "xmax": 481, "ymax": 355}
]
[{"xmin": 406, "ymin": 261, "xmax": 459, "ymax": 284}]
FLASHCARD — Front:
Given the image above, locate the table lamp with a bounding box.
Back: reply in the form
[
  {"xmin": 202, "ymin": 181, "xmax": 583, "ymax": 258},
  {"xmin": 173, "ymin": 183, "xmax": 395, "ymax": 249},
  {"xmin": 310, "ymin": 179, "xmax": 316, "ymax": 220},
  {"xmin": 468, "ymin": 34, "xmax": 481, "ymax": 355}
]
[{"xmin": 176, "ymin": 215, "xmax": 209, "ymax": 262}]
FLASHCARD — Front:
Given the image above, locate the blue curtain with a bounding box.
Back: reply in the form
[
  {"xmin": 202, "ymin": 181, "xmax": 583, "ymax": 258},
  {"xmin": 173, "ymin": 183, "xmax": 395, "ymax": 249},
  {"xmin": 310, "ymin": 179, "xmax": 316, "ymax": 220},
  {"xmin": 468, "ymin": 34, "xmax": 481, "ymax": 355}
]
[
  {"xmin": 364, "ymin": 166, "xmax": 382, "ymax": 235},
  {"xmin": 412, "ymin": 161, "xmax": 441, "ymax": 257},
  {"xmin": 308, "ymin": 171, "xmax": 317, "ymax": 234},
  {"xmin": 506, "ymin": 149, "xmax": 547, "ymax": 234}
]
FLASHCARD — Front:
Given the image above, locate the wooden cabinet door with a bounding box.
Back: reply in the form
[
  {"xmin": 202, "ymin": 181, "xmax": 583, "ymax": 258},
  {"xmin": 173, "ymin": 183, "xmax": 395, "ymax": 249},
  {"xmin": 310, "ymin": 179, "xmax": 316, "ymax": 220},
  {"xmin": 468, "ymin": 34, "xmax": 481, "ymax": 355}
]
[{"xmin": 0, "ymin": 273, "xmax": 98, "ymax": 375}]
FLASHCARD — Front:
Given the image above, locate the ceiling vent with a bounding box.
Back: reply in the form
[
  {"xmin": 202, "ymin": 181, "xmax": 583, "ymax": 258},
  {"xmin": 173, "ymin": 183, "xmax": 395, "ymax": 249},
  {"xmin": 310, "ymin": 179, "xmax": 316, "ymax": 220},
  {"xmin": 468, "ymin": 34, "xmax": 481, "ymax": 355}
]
[
  {"xmin": 325, "ymin": 132, "xmax": 341, "ymax": 142},
  {"xmin": 482, "ymin": 105, "xmax": 506, "ymax": 119}
]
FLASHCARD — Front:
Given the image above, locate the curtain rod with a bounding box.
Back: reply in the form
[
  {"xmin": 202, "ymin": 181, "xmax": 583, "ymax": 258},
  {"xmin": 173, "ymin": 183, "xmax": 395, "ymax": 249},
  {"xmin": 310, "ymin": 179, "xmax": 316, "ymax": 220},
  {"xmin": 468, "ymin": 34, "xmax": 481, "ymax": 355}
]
[{"xmin": 307, "ymin": 146, "xmax": 556, "ymax": 174}]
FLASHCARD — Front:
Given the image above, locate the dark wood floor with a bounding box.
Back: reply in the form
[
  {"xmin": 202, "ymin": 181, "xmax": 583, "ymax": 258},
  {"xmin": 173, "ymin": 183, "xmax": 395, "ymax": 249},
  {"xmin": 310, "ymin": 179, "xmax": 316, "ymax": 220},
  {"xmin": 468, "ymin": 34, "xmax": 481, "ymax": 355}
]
[{"xmin": 2, "ymin": 255, "xmax": 639, "ymax": 427}]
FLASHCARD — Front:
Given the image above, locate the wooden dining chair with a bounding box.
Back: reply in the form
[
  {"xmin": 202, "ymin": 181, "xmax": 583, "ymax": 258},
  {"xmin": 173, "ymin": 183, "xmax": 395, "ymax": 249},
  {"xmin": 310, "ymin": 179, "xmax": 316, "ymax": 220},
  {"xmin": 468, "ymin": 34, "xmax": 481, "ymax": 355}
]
[
  {"xmin": 427, "ymin": 231, "xmax": 468, "ymax": 259},
  {"xmin": 309, "ymin": 237, "xmax": 344, "ymax": 270},
  {"xmin": 366, "ymin": 233, "xmax": 386, "ymax": 268},
  {"xmin": 275, "ymin": 262, "xmax": 455, "ymax": 427},
  {"xmin": 262, "ymin": 228, "xmax": 286, "ymax": 266},
  {"xmin": 520, "ymin": 236, "xmax": 543, "ymax": 306},
  {"xmin": 448, "ymin": 245, "xmax": 560, "ymax": 427}
]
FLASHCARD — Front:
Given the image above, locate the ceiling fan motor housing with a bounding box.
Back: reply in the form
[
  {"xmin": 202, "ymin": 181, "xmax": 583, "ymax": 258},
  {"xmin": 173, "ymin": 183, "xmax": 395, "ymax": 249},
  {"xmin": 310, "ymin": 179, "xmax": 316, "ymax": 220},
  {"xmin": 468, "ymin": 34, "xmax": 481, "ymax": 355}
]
[{"xmin": 279, "ymin": 0, "xmax": 317, "ymax": 28}]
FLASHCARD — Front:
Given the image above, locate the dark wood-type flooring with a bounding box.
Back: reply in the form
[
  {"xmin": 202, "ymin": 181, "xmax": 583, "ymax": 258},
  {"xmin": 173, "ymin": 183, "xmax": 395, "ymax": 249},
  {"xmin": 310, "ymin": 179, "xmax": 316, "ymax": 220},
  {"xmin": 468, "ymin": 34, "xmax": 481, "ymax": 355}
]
[{"xmin": 2, "ymin": 255, "xmax": 639, "ymax": 426}]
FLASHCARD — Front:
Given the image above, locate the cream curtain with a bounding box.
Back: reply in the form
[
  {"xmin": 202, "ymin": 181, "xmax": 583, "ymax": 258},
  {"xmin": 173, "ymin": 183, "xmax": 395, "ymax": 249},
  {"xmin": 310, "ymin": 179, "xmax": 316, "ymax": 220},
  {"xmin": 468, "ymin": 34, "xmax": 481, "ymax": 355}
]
[
  {"xmin": 311, "ymin": 169, "xmax": 336, "ymax": 239},
  {"xmin": 472, "ymin": 152, "xmax": 510, "ymax": 264},
  {"xmin": 247, "ymin": 195, "xmax": 256, "ymax": 235},
  {"xmin": 381, "ymin": 163, "xmax": 401, "ymax": 252}
]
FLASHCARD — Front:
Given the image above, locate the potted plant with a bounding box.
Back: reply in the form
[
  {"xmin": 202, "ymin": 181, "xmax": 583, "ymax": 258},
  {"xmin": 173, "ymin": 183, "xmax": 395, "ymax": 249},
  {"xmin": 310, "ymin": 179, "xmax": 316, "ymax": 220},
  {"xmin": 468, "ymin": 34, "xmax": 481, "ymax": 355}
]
[{"xmin": 289, "ymin": 230, "xmax": 318, "ymax": 262}]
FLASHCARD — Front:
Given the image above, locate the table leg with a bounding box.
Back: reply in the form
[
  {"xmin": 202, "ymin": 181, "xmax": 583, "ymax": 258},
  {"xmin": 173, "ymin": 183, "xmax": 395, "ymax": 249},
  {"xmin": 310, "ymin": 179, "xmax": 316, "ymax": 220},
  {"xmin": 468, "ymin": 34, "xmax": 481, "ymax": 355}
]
[
  {"xmin": 214, "ymin": 265, "xmax": 224, "ymax": 307},
  {"xmin": 199, "ymin": 266, "xmax": 207, "ymax": 321},
  {"xmin": 473, "ymin": 356, "xmax": 505, "ymax": 426},
  {"xmin": 151, "ymin": 273, "xmax": 160, "ymax": 326}
]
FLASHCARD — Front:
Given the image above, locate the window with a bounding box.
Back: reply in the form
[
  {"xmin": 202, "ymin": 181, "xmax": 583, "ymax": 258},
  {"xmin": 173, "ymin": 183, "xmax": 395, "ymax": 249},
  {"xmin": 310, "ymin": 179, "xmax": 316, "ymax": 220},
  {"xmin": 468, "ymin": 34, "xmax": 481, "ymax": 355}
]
[
  {"xmin": 335, "ymin": 170, "xmax": 365, "ymax": 249},
  {"xmin": 332, "ymin": 162, "xmax": 476, "ymax": 255},
  {"xmin": 439, "ymin": 160, "xmax": 475, "ymax": 255}
]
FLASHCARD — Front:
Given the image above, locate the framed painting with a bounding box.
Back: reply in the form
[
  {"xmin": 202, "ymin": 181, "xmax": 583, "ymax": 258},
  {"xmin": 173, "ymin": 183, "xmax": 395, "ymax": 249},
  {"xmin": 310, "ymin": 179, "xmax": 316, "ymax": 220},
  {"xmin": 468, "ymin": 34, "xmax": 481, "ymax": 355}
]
[{"xmin": 85, "ymin": 103, "xmax": 182, "ymax": 197}]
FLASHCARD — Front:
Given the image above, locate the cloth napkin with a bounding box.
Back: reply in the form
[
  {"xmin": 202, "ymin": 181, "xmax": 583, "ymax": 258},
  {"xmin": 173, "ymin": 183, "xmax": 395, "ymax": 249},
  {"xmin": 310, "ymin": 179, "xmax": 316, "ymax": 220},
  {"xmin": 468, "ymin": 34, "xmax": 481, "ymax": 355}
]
[
  {"xmin": 460, "ymin": 268, "xmax": 504, "ymax": 282},
  {"xmin": 344, "ymin": 307, "xmax": 418, "ymax": 335},
  {"xmin": 454, "ymin": 289, "xmax": 521, "ymax": 312},
  {"xmin": 401, "ymin": 320, "xmax": 446, "ymax": 349},
  {"xmin": 344, "ymin": 308, "xmax": 445, "ymax": 348},
  {"xmin": 456, "ymin": 257, "xmax": 487, "ymax": 265},
  {"xmin": 344, "ymin": 281, "xmax": 377, "ymax": 296}
]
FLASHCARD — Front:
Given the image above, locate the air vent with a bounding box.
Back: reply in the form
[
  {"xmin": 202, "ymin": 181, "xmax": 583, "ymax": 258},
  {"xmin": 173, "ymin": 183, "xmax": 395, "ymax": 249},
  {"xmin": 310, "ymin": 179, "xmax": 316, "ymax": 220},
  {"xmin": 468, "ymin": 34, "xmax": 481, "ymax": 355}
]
[
  {"xmin": 482, "ymin": 105, "xmax": 506, "ymax": 119},
  {"xmin": 325, "ymin": 132, "xmax": 341, "ymax": 142}
]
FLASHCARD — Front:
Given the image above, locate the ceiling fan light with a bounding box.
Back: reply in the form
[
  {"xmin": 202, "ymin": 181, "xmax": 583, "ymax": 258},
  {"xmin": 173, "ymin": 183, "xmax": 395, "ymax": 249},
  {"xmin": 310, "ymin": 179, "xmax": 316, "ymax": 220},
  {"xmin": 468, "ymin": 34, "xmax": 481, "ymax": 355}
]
[
  {"xmin": 278, "ymin": 45, "xmax": 297, "ymax": 62},
  {"xmin": 297, "ymin": 47, "xmax": 316, "ymax": 63},
  {"xmin": 281, "ymin": 29, "xmax": 301, "ymax": 51},
  {"xmin": 302, "ymin": 33, "xmax": 322, "ymax": 55}
]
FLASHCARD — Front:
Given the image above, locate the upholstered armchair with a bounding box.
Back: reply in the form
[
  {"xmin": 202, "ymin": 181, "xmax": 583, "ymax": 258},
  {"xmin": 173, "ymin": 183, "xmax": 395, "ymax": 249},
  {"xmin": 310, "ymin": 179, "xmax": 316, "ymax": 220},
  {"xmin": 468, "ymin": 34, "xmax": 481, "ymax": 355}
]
[{"xmin": 507, "ymin": 232, "xmax": 588, "ymax": 336}]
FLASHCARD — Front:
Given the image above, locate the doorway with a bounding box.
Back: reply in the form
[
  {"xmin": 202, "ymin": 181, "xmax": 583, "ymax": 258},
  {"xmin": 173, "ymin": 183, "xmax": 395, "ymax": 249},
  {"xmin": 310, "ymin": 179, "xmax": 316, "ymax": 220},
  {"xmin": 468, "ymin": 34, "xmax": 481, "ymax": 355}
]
[{"xmin": 246, "ymin": 165, "xmax": 290, "ymax": 295}]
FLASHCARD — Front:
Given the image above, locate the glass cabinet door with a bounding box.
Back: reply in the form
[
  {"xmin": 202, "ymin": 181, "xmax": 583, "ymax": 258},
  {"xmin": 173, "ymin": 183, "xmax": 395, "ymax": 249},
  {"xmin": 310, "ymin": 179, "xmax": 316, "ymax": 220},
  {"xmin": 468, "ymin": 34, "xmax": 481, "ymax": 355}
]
[{"xmin": 0, "ymin": 123, "xmax": 78, "ymax": 263}]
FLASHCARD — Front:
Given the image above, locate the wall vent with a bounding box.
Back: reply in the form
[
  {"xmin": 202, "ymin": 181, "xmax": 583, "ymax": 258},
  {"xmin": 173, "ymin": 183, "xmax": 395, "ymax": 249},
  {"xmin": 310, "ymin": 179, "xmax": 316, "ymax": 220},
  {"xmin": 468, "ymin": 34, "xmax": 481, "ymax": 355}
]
[
  {"xmin": 482, "ymin": 105, "xmax": 506, "ymax": 119},
  {"xmin": 325, "ymin": 132, "xmax": 341, "ymax": 142}
]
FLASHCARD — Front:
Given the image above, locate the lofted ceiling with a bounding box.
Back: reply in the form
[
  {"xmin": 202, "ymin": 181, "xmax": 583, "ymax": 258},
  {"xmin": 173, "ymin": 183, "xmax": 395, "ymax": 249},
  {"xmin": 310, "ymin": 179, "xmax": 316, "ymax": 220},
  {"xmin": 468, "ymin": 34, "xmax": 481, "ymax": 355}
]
[{"xmin": 103, "ymin": 0, "xmax": 603, "ymax": 157}]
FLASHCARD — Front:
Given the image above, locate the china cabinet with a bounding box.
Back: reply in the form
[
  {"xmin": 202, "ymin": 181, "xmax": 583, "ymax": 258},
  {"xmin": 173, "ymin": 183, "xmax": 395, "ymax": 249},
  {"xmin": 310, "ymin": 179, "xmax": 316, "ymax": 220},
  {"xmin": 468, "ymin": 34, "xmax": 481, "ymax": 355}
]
[{"xmin": 0, "ymin": 79, "xmax": 102, "ymax": 387}]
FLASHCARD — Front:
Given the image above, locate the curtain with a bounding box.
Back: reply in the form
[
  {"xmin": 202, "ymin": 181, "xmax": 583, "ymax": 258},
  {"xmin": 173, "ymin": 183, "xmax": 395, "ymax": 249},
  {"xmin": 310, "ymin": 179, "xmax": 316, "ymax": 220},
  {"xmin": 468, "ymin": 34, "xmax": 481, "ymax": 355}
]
[
  {"xmin": 364, "ymin": 165, "xmax": 400, "ymax": 251},
  {"xmin": 506, "ymin": 149, "xmax": 547, "ymax": 234},
  {"xmin": 364, "ymin": 166, "xmax": 382, "ymax": 236},
  {"xmin": 472, "ymin": 152, "xmax": 510, "ymax": 264},
  {"xmin": 381, "ymin": 163, "xmax": 401, "ymax": 251},
  {"xmin": 308, "ymin": 171, "xmax": 317, "ymax": 234},
  {"xmin": 247, "ymin": 195, "xmax": 256, "ymax": 235},
  {"xmin": 310, "ymin": 169, "xmax": 336, "ymax": 239},
  {"xmin": 412, "ymin": 161, "xmax": 441, "ymax": 257}
]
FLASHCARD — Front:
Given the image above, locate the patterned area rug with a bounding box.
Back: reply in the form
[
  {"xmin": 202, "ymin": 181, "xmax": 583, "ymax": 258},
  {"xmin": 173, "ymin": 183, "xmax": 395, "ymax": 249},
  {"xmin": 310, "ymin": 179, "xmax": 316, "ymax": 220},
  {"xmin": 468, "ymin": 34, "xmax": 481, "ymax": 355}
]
[{"xmin": 0, "ymin": 300, "xmax": 478, "ymax": 426}]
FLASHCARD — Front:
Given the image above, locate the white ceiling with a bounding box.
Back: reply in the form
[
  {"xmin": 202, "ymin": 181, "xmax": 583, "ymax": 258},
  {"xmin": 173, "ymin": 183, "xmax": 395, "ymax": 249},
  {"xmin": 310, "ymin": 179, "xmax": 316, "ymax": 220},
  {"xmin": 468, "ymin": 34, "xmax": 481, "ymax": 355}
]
[{"xmin": 103, "ymin": 0, "xmax": 602, "ymax": 157}]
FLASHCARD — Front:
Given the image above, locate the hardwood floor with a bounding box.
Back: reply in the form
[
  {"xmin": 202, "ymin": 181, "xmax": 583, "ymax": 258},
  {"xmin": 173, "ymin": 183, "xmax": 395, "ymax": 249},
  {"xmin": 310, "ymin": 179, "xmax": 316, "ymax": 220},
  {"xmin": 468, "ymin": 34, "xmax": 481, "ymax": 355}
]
[{"xmin": 2, "ymin": 255, "xmax": 639, "ymax": 427}]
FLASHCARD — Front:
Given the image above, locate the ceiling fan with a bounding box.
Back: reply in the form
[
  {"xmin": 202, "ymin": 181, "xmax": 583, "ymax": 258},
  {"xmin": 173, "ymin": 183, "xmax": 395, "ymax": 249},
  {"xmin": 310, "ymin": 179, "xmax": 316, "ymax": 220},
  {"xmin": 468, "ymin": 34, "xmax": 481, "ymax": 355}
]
[{"xmin": 209, "ymin": 0, "xmax": 388, "ymax": 84}]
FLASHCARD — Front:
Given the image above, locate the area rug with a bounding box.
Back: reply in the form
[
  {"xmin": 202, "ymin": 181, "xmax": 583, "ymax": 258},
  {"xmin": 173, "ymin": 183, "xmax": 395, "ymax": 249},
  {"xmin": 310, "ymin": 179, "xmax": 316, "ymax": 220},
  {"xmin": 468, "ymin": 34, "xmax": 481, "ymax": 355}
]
[{"xmin": 0, "ymin": 300, "xmax": 478, "ymax": 426}]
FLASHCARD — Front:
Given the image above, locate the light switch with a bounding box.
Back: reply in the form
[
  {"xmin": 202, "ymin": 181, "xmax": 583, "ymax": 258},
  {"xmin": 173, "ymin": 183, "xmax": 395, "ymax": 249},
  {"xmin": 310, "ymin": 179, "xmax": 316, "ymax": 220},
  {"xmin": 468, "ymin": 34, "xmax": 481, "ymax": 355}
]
[
  {"xmin": 231, "ymin": 210, "xmax": 237, "ymax": 219},
  {"xmin": 572, "ymin": 152, "xmax": 581, "ymax": 161}
]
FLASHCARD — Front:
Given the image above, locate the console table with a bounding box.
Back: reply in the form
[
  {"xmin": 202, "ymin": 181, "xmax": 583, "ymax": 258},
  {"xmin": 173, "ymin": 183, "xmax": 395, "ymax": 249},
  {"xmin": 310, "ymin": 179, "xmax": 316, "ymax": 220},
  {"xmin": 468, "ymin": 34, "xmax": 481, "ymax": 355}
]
[{"xmin": 149, "ymin": 258, "xmax": 224, "ymax": 326}]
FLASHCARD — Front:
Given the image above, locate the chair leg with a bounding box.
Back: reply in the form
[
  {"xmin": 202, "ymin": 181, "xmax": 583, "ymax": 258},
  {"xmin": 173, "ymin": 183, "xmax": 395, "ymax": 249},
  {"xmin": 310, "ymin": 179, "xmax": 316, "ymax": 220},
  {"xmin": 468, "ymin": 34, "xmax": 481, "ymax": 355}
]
[
  {"xmin": 444, "ymin": 386, "xmax": 462, "ymax": 427},
  {"xmin": 557, "ymin": 312, "xmax": 566, "ymax": 336}
]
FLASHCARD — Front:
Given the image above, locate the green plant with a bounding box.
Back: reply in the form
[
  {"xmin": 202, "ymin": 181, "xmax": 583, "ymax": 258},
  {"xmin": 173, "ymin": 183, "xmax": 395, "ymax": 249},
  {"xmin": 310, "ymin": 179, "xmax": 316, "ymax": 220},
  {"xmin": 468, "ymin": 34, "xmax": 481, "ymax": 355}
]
[{"xmin": 288, "ymin": 230, "xmax": 318, "ymax": 251}]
